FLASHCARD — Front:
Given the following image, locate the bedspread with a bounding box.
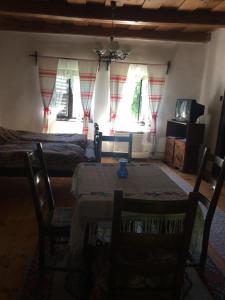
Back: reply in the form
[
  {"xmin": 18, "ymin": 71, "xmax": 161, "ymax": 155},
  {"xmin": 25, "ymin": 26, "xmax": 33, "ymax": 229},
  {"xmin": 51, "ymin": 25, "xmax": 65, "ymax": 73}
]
[
  {"xmin": 0, "ymin": 126, "xmax": 97, "ymax": 175},
  {"xmin": 0, "ymin": 142, "xmax": 88, "ymax": 172},
  {"xmin": 0, "ymin": 126, "xmax": 87, "ymax": 149}
]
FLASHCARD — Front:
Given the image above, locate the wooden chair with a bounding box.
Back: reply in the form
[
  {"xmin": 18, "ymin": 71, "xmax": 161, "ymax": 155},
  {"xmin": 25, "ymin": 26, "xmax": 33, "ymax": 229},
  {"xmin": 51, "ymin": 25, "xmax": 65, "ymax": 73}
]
[
  {"xmin": 109, "ymin": 190, "xmax": 199, "ymax": 300},
  {"xmin": 193, "ymin": 146, "xmax": 225, "ymax": 273},
  {"xmin": 25, "ymin": 143, "xmax": 73, "ymax": 276},
  {"xmin": 94, "ymin": 123, "xmax": 101, "ymax": 162},
  {"xmin": 98, "ymin": 132, "xmax": 133, "ymax": 162}
]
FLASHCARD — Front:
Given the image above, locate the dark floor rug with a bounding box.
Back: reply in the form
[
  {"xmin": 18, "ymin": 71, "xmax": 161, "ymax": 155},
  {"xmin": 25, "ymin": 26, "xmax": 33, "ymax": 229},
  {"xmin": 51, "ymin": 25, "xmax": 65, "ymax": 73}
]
[
  {"xmin": 19, "ymin": 245, "xmax": 89, "ymax": 300},
  {"xmin": 20, "ymin": 244, "xmax": 225, "ymax": 300},
  {"xmin": 20, "ymin": 169, "xmax": 225, "ymax": 300},
  {"xmin": 163, "ymin": 165, "xmax": 225, "ymax": 271},
  {"xmin": 204, "ymin": 258, "xmax": 225, "ymax": 300}
]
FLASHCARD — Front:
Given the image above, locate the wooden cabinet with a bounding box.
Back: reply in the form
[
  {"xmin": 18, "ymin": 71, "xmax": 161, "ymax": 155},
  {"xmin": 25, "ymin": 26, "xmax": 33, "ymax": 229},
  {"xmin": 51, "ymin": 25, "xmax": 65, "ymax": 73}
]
[
  {"xmin": 165, "ymin": 120, "xmax": 205, "ymax": 172},
  {"xmin": 165, "ymin": 137, "xmax": 175, "ymax": 166},
  {"xmin": 173, "ymin": 139, "xmax": 186, "ymax": 169}
]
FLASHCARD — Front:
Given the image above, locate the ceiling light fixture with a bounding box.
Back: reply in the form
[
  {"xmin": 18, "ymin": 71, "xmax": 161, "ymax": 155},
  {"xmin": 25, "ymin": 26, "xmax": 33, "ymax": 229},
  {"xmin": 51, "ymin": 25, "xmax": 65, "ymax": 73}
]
[{"xmin": 94, "ymin": 1, "xmax": 130, "ymax": 70}]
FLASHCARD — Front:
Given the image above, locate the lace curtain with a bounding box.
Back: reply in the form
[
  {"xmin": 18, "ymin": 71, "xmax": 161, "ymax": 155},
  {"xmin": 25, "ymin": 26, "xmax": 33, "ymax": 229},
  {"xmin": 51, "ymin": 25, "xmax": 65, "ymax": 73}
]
[
  {"xmin": 147, "ymin": 65, "xmax": 167, "ymax": 154},
  {"xmin": 110, "ymin": 63, "xmax": 129, "ymax": 135},
  {"xmin": 38, "ymin": 57, "xmax": 58, "ymax": 133},
  {"xmin": 51, "ymin": 59, "xmax": 82, "ymax": 120},
  {"xmin": 78, "ymin": 60, "xmax": 98, "ymax": 135},
  {"xmin": 116, "ymin": 64, "xmax": 148, "ymax": 132}
]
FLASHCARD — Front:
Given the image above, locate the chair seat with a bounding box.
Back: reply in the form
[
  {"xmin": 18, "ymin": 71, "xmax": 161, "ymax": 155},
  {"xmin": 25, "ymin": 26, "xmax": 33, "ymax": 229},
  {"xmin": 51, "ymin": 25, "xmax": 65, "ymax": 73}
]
[
  {"xmin": 26, "ymin": 143, "xmax": 74, "ymax": 276},
  {"xmin": 89, "ymin": 192, "xmax": 199, "ymax": 300},
  {"xmin": 117, "ymin": 248, "xmax": 178, "ymax": 271},
  {"xmin": 52, "ymin": 207, "xmax": 73, "ymax": 228}
]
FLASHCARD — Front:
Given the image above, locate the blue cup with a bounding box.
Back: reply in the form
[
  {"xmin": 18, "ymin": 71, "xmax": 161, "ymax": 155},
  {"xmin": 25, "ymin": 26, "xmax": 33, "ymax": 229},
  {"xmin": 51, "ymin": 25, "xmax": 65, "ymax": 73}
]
[{"xmin": 117, "ymin": 158, "xmax": 128, "ymax": 178}]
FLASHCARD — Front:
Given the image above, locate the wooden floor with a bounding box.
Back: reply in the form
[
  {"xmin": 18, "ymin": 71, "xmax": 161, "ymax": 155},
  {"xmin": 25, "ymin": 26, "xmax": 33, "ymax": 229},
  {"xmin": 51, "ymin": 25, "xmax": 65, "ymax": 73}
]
[
  {"xmin": 0, "ymin": 162, "xmax": 225, "ymax": 300},
  {"xmin": 0, "ymin": 176, "xmax": 73, "ymax": 300}
]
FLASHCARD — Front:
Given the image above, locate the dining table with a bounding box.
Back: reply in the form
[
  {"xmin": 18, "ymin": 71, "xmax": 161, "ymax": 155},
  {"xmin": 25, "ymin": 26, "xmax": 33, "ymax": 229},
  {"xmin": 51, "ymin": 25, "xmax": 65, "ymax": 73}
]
[{"xmin": 69, "ymin": 162, "xmax": 203, "ymax": 257}]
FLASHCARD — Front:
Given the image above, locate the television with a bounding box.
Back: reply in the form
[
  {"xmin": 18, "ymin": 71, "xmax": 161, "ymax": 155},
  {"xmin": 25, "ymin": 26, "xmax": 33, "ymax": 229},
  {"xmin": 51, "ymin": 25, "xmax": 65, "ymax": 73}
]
[{"xmin": 175, "ymin": 99, "xmax": 205, "ymax": 123}]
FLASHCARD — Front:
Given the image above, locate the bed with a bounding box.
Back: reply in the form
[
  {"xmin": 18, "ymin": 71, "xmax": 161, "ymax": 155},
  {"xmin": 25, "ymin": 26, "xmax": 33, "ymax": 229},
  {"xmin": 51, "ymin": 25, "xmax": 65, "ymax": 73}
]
[{"xmin": 0, "ymin": 125, "xmax": 100, "ymax": 176}]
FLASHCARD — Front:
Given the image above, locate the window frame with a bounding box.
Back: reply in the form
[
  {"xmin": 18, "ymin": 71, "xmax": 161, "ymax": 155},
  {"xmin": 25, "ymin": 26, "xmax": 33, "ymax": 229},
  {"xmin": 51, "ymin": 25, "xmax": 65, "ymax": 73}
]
[
  {"xmin": 131, "ymin": 78, "xmax": 144, "ymax": 123},
  {"xmin": 51, "ymin": 59, "xmax": 84, "ymax": 122},
  {"xmin": 56, "ymin": 78, "xmax": 75, "ymax": 121}
]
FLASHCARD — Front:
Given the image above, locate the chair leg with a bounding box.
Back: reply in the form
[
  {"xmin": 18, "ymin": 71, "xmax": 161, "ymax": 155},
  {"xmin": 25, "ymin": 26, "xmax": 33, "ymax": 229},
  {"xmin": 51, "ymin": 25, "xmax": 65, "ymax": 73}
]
[
  {"xmin": 83, "ymin": 224, "xmax": 94, "ymax": 295},
  {"xmin": 38, "ymin": 235, "xmax": 45, "ymax": 278},
  {"xmin": 200, "ymin": 225, "xmax": 210, "ymax": 275},
  {"xmin": 182, "ymin": 271, "xmax": 193, "ymax": 299},
  {"xmin": 173, "ymin": 268, "xmax": 186, "ymax": 300},
  {"xmin": 200, "ymin": 245, "xmax": 208, "ymax": 275}
]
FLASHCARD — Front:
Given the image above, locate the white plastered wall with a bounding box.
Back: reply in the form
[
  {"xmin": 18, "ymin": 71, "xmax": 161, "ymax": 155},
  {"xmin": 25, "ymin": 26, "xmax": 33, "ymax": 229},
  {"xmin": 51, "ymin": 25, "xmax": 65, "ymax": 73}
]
[
  {"xmin": 0, "ymin": 31, "xmax": 206, "ymax": 157},
  {"xmin": 199, "ymin": 29, "xmax": 225, "ymax": 153},
  {"xmin": 156, "ymin": 43, "xmax": 206, "ymax": 158}
]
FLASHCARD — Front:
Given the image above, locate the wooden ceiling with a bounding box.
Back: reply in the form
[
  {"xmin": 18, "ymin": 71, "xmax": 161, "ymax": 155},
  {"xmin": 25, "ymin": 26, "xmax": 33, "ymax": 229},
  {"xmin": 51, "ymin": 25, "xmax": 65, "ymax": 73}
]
[{"xmin": 1, "ymin": 0, "xmax": 225, "ymax": 42}]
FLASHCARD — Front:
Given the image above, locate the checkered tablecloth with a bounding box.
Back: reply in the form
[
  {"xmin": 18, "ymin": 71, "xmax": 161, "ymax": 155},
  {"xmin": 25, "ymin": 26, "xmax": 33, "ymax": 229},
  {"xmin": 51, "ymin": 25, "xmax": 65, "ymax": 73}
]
[{"xmin": 69, "ymin": 163, "xmax": 203, "ymax": 256}]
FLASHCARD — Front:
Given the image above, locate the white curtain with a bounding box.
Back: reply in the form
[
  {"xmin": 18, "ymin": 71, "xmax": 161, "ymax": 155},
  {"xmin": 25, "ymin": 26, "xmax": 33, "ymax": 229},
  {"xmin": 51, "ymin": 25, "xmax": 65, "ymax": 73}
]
[
  {"xmin": 110, "ymin": 63, "xmax": 129, "ymax": 135},
  {"xmin": 116, "ymin": 64, "xmax": 148, "ymax": 132},
  {"xmin": 147, "ymin": 65, "xmax": 167, "ymax": 154},
  {"xmin": 38, "ymin": 57, "xmax": 58, "ymax": 133},
  {"xmin": 115, "ymin": 64, "xmax": 151, "ymax": 157},
  {"xmin": 79, "ymin": 60, "xmax": 98, "ymax": 135},
  {"xmin": 51, "ymin": 59, "xmax": 82, "ymax": 120}
]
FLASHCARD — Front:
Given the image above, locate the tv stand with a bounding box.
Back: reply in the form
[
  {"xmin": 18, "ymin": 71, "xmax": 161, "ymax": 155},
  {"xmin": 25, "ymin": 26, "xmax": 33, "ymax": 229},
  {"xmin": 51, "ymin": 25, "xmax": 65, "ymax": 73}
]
[{"xmin": 165, "ymin": 120, "xmax": 205, "ymax": 172}]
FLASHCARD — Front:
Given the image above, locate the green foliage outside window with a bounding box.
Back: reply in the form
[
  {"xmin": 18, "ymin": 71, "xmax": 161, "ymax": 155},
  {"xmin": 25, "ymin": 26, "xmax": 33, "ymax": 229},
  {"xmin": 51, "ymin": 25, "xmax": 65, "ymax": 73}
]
[{"xmin": 131, "ymin": 80, "xmax": 142, "ymax": 120}]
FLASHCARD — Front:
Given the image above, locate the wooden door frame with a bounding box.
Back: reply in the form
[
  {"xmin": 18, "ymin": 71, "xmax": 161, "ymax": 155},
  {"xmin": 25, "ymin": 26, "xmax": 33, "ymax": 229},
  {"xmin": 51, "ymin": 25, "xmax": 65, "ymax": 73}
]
[{"xmin": 215, "ymin": 90, "xmax": 225, "ymax": 158}]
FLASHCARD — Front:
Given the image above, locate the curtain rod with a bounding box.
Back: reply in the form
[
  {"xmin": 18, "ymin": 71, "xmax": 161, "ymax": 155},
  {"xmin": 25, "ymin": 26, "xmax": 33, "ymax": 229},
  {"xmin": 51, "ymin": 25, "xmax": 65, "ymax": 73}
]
[{"xmin": 29, "ymin": 52, "xmax": 171, "ymax": 74}]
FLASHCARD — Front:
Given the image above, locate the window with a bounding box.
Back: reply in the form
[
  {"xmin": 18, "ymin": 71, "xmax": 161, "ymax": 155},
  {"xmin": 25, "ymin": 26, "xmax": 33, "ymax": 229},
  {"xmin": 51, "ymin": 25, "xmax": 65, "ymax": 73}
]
[
  {"xmin": 131, "ymin": 79, "xmax": 145, "ymax": 123},
  {"xmin": 51, "ymin": 59, "xmax": 83, "ymax": 120},
  {"xmin": 55, "ymin": 77, "xmax": 72, "ymax": 119},
  {"xmin": 115, "ymin": 64, "xmax": 149, "ymax": 132}
]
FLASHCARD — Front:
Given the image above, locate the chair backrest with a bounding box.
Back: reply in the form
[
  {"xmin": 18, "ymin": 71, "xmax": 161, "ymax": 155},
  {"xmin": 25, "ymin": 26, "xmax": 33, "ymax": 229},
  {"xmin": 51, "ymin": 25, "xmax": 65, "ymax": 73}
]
[
  {"xmin": 25, "ymin": 143, "xmax": 54, "ymax": 232},
  {"xmin": 110, "ymin": 190, "xmax": 198, "ymax": 296},
  {"xmin": 99, "ymin": 132, "xmax": 133, "ymax": 162},
  {"xmin": 193, "ymin": 147, "xmax": 225, "ymax": 269},
  {"xmin": 194, "ymin": 146, "xmax": 225, "ymax": 220},
  {"xmin": 94, "ymin": 123, "xmax": 101, "ymax": 162},
  {"xmin": 193, "ymin": 146, "xmax": 209, "ymax": 193}
]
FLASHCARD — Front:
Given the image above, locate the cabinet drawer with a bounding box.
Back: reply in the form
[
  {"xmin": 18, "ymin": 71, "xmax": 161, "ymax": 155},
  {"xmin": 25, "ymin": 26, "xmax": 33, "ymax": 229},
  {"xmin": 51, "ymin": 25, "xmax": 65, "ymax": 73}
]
[
  {"xmin": 165, "ymin": 137, "xmax": 175, "ymax": 166},
  {"xmin": 173, "ymin": 139, "xmax": 186, "ymax": 169}
]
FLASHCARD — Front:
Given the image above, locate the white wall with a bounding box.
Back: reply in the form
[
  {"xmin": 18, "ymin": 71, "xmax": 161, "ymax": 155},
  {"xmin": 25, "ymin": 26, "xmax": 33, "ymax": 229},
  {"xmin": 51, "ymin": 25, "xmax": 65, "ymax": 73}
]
[
  {"xmin": 199, "ymin": 29, "xmax": 225, "ymax": 152},
  {"xmin": 156, "ymin": 43, "xmax": 206, "ymax": 157},
  {"xmin": 0, "ymin": 31, "xmax": 206, "ymax": 156},
  {"xmin": 0, "ymin": 33, "xmax": 42, "ymax": 131}
]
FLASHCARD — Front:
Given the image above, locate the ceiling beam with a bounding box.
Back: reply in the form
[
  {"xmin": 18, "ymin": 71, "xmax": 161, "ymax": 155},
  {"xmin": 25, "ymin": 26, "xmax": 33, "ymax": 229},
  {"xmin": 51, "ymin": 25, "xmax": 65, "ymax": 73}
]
[
  {"xmin": 0, "ymin": 1, "xmax": 224, "ymax": 28},
  {"xmin": 0, "ymin": 17, "xmax": 211, "ymax": 42}
]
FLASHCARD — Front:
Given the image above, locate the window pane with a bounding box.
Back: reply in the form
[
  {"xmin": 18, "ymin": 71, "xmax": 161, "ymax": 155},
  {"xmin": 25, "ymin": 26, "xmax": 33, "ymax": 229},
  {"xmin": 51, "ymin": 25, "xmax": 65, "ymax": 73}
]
[
  {"xmin": 51, "ymin": 59, "xmax": 83, "ymax": 120},
  {"xmin": 55, "ymin": 76, "xmax": 69, "ymax": 118},
  {"xmin": 131, "ymin": 80, "xmax": 142, "ymax": 121},
  {"xmin": 140, "ymin": 78, "xmax": 149, "ymax": 124},
  {"xmin": 71, "ymin": 76, "xmax": 83, "ymax": 120},
  {"xmin": 116, "ymin": 64, "xmax": 148, "ymax": 132}
]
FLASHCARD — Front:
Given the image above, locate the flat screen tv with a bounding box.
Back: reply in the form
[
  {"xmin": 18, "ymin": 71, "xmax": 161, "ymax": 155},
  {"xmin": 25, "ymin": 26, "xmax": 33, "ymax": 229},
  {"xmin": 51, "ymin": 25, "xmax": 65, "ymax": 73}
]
[{"xmin": 175, "ymin": 99, "xmax": 205, "ymax": 123}]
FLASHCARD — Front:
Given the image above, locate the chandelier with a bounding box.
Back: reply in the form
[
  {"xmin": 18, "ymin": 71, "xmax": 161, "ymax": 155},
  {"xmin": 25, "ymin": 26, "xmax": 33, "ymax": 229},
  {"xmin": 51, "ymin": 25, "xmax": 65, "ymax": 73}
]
[{"xmin": 94, "ymin": 1, "xmax": 130, "ymax": 70}]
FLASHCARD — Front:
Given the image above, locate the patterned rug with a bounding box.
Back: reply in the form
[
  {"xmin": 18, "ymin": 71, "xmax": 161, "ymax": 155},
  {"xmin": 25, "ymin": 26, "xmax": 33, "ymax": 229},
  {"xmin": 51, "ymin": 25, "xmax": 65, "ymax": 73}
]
[
  {"xmin": 162, "ymin": 165, "xmax": 225, "ymax": 269},
  {"xmin": 204, "ymin": 258, "xmax": 225, "ymax": 300},
  {"xmin": 210, "ymin": 208, "xmax": 225, "ymax": 261},
  {"xmin": 19, "ymin": 246, "xmax": 83, "ymax": 300},
  {"xmin": 19, "ymin": 244, "xmax": 225, "ymax": 300},
  {"xmin": 20, "ymin": 167, "xmax": 225, "ymax": 300}
]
